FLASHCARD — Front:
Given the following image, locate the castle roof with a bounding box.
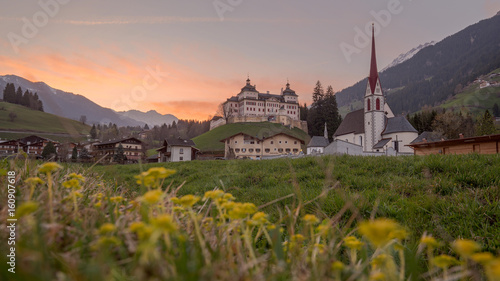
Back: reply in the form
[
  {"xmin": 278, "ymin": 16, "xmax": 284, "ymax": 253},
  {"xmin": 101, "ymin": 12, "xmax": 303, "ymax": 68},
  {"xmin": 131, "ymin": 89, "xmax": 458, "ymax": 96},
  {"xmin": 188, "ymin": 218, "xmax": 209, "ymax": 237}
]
[
  {"xmin": 282, "ymin": 82, "xmax": 297, "ymax": 96},
  {"xmin": 240, "ymin": 78, "xmax": 258, "ymax": 93}
]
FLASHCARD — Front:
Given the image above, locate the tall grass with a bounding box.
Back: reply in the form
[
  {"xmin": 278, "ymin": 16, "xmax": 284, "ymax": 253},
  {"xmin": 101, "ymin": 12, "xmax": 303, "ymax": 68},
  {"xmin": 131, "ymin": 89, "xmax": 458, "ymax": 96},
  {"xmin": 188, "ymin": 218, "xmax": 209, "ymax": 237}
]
[{"xmin": 1, "ymin": 156, "xmax": 499, "ymax": 280}]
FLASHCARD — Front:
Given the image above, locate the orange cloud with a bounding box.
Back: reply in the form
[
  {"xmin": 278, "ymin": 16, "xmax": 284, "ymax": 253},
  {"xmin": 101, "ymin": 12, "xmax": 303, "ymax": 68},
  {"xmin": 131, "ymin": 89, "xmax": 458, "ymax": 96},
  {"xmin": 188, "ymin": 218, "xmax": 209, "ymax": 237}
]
[{"xmin": 151, "ymin": 101, "xmax": 220, "ymax": 121}]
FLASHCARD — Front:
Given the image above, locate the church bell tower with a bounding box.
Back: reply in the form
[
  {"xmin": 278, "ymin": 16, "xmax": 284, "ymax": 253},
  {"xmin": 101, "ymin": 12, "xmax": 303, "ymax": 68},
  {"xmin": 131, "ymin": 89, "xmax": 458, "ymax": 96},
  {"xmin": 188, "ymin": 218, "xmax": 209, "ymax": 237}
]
[{"xmin": 364, "ymin": 24, "xmax": 386, "ymax": 152}]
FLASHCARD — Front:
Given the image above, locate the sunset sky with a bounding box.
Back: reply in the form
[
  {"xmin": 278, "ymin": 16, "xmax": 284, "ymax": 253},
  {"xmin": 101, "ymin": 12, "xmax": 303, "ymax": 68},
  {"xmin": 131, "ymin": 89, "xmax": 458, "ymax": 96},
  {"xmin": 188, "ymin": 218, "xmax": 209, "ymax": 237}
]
[{"xmin": 1, "ymin": 1, "xmax": 499, "ymax": 120}]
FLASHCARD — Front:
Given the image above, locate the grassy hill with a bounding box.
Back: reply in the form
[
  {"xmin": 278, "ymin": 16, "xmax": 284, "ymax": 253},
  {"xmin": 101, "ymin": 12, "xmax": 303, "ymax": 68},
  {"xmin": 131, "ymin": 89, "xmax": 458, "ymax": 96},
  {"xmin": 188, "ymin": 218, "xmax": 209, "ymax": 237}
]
[
  {"xmin": 192, "ymin": 122, "xmax": 310, "ymax": 152},
  {"xmin": 439, "ymin": 68, "xmax": 500, "ymax": 116},
  {"xmin": 0, "ymin": 102, "xmax": 90, "ymax": 140}
]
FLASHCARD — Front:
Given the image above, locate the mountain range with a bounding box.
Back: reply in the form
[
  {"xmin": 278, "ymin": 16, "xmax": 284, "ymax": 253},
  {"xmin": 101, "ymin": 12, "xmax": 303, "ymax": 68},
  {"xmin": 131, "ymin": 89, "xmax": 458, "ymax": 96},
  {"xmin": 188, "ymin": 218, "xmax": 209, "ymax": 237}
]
[
  {"xmin": 336, "ymin": 11, "xmax": 500, "ymax": 115},
  {"xmin": 381, "ymin": 41, "xmax": 436, "ymax": 72},
  {"xmin": 0, "ymin": 75, "xmax": 177, "ymax": 127}
]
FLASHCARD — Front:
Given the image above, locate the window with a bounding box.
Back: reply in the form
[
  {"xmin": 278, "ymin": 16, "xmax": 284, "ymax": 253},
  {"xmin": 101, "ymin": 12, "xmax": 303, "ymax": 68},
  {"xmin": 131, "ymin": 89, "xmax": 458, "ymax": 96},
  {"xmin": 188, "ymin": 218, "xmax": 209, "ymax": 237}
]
[
  {"xmin": 235, "ymin": 148, "xmax": 240, "ymax": 153},
  {"xmin": 376, "ymin": 98, "xmax": 380, "ymax": 110},
  {"xmin": 265, "ymin": 148, "xmax": 270, "ymax": 153},
  {"xmin": 293, "ymin": 149, "xmax": 299, "ymax": 153},
  {"xmin": 367, "ymin": 99, "xmax": 371, "ymax": 111},
  {"xmin": 235, "ymin": 141, "xmax": 238, "ymax": 144},
  {"xmin": 180, "ymin": 157, "xmax": 183, "ymax": 161},
  {"xmin": 279, "ymin": 141, "xmax": 282, "ymax": 144},
  {"xmin": 270, "ymin": 141, "xmax": 274, "ymax": 144},
  {"xmin": 294, "ymin": 141, "xmax": 297, "ymax": 145},
  {"xmin": 285, "ymin": 148, "xmax": 291, "ymax": 153},
  {"xmin": 256, "ymin": 149, "xmax": 261, "ymax": 153},
  {"xmin": 278, "ymin": 148, "xmax": 283, "ymax": 153},
  {"xmin": 242, "ymin": 148, "xmax": 246, "ymax": 152},
  {"xmin": 249, "ymin": 148, "xmax": 254, "ymax": 153},
  {"xmin": 285, "ymin": 141, "xmax": 288, "ymax": 144},
  {"xmin": 227, "ymin": 140, "xmax": 229, "ymax": 144},
  {"xmin": 180, "ymin": 148, "xmax": 184, "ymax": 154}
]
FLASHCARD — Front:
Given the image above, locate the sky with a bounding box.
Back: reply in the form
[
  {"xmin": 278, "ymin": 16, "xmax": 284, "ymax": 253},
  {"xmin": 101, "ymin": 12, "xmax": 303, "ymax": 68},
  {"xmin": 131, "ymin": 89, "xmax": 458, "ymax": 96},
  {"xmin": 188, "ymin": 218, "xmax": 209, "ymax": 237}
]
[{"xmin": 1, "ymin": 0, "xmax": 499, "ymax": 120}]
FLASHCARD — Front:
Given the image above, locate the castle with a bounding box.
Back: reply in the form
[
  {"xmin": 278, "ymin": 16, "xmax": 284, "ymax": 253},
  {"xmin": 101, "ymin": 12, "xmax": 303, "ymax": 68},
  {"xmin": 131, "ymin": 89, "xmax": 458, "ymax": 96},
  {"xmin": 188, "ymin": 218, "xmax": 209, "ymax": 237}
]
[{"xmin": 210, "ymin": 78, "xmax": 307, "ymax": 131}]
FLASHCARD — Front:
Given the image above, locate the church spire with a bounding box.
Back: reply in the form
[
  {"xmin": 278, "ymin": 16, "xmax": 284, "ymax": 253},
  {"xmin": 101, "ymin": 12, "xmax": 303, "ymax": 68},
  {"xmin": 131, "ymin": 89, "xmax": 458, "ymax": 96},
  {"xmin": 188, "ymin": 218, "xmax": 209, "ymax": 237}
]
[
  {"xmin": 368, "ymin": 23, "xmax": 379, "ymax": 94},
  {"xmin": 324, "ymin": 122, "xmax": 328, "ymax": 139}
]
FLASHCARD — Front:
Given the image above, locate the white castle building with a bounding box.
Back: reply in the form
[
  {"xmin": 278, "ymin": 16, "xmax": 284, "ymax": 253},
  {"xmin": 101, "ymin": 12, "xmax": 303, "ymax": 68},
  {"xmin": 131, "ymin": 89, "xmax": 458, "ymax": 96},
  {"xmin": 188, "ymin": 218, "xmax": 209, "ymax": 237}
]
[
  {"xmin": 328, "ymin": 25, "xmax": 418, "ymax": 155},
  {"xmin": 210, "ymin": 78, "xmax": 307, "ymax": 131}
]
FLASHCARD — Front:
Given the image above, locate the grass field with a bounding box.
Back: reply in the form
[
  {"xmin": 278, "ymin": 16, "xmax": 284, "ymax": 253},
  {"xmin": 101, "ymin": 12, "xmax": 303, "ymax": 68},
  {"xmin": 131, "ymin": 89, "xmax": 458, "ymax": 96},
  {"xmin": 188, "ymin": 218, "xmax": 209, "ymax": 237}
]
[
  {"xmin": 1, "ymin": 155, "xmax": 499, "ymax": 280},
  {"xmin": 0, "ymin": 102, "xmax": 90, "ymax": 136},
  {"xmin": 192, "ymin": 122, "xmax": 310, "ymax": 152},
  {"xmin": 93, "ymin": 154, "xmax": 500, "ymax": 252}
]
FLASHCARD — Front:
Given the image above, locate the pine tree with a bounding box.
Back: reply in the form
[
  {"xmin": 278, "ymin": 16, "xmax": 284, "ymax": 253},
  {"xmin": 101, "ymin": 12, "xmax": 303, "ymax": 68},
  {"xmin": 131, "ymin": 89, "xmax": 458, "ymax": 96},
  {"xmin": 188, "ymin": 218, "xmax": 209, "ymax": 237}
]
[
  {"xmin": 71, "ymin": 146, "xmax": 78, "ymax": 161},
  {"xmin": 79, "ymin": 147, "xmax": 91, "ymax": 161},
  {"xmin": 42, "ymin": 142, "xmax": 57, "ymax": 160},
  {"xmin": 90, "ymin": 124, "xmax": 97, "ymax": 139},
  {"xmin": 2, "ymin": 83, "xmax": 15, "ymax": 103},
  {"xmin": 475, "ymin": 110, "xmax": 497, "ymax": 136},
  {"xmin": 144, "ymin": 124, "xmax": 150, "ymax": 130},
  {"xmin": 113, "ymin": 144, "xmax": 127, "ymax": 164},
  {"xmin": 22, "ymin": 90, "xmax": 31, "ymax": 107},
  {"xmin": 323, "ymin": 86, "xmax": 342, "ymax": 141},
  {"xmin": 493, "ymin": 103, "xmax": 500, "ymax": 117},
  {"xmin": 15, "ymin": 86, "xmax": 23, "ymax": 105},
  {"xmin": 312, "ymin": 81, "xmax": 324, "ymax": 103}
]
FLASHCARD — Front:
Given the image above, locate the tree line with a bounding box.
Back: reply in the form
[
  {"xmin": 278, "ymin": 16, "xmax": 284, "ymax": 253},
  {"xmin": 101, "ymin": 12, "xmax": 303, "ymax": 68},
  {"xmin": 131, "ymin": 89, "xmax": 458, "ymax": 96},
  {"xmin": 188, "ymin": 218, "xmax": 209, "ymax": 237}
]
[
  {"xmin": 2, "ymin": 83, "xmax": 44, "ymax": 111},
  {"xmin": 408, "ymin": 107, "xmax": 498, "ymax": 140},
  {"xmin": 300, "ymin": 81, "xmax": 342, "ymax": 141}
]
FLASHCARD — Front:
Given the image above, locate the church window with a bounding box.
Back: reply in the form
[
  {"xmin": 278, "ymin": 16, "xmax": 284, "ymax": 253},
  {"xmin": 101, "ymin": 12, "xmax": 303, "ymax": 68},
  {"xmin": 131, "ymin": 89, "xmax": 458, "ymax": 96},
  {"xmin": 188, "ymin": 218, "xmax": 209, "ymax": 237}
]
[
  {"xmin": 376, "ymin": 98, "xmax": 380, "ymax": 110},
  {"xmin": 367, "ymin": 100, "xmax": 371, "ymax": 111}
]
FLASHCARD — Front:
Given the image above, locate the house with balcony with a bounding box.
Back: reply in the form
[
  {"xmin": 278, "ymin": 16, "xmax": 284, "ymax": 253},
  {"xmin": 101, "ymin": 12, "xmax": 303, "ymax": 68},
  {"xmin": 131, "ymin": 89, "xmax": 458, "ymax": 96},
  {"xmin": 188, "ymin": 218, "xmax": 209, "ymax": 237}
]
[
  {"xmin": 156, "ymin": 138, "xmax": 198, "ymax": 162},
  {"xmin": 93, "ymin": 137, "xmax": 144, "ymax": 163}
]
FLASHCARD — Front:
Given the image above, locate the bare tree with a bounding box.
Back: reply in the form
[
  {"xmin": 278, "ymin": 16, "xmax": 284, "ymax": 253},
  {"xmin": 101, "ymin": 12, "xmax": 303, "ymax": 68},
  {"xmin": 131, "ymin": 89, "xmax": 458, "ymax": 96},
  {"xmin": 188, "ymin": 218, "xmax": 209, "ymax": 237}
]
[{"xmin": 215, "ymin": 102, "xmax": 229, "ymax": 120}]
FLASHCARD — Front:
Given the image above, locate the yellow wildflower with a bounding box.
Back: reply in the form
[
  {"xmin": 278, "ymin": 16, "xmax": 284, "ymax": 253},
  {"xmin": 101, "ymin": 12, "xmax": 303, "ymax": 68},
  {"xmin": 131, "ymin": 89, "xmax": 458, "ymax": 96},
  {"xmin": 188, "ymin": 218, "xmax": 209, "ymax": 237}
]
[
  {"xmin": 303, "ymin": 214, "xmax": 320, "ymax": 225},
  {"xmin": 485, "ymin": 258, "xmax": 500, "ymax": 281},
  {"xmin": 141, "ymin": 189, "xmax": 163, "ymax": 204},
  {"xmin": 16, "ymin": 201, "xmax": 39, "ymax": 218},
  {"xmin": 145, "ymin": 167, "xmax": 175, "ymax": 179},
  {"xmin": 471, "ymin": 252, "xmax": 494, "ymax": 265},
  {"xmin": 151, "ymin": 214, "xmax": 178, "ymax": 233},
  {"xmin": 344, "ymin": 236, "xmax": 364, "ymax": 250},
  {"xmin": 25, "ymin": 177, "xmax": 45, "ymax": 186},
  {"xmin": 420, "ymin": 235, "xmax": 441, "ymax": 248},
  {"xmin": 98, "ymin": 223, "xmax": 116, "ymax": 235},
  {"xmin": 97, "ymin": 236, "xmax": 121, "ymax": 247},
  {"xmin": 68, "ymin": 173, "xmax": 85, "ymax": 182},
  {"xmin": 203, "ymin": 190, "xmax": 224, "ymax": 200},
  {"xmin": 110, "ymin": 196, "xmax": 124, "ymax": 203},
  {"xmin": 251, "ymin": 212, "xmax": 269, "ymax": 224},
  {"xmin": 177, "ymin": 195, "xmax": 200, "ymax": 208},
  {"xmin": 331, "ymin": 261, "xmax": 345, "ymax": 271},
  {"xmin": 221, "ymin": 201, "xmax": 236, "ymax": 210},
  {"xmin": 227, "ymin": 202, "xmax": 257, "ymax": 219},
  {"xmin": 433, "ymin": 255, "xmax": 460, "ymax": 269},
  {"xmin": 223, "ymin": 193, "xmax": 235, "ymax": 201},
  {"xmin": 62, "ymin": 179, "xmax": 81, "ymax": 189},
  {"xmin": 358, "ymin": 218, "xmax": 402, "ymax": 247},
  {"xmin": 371, "ymin": 254, "xmax": 389, "ymax": 267},
  {"xmin": 452, "ymin": 239, "xmax": 481, "ymax": 257},
  {"xmin": 94, "ymin": 202, "xmax": 102, "ymax": 208},
  {"xmin": 291, "ymin": 234, "xmax": 305, "ymax": 243},
  {"xmin": 370, "ymin": 272, "xmax": 385, "ymax": 281},
  {"xmin": 38, "ymin": 162, "xmax": 62, "ymax": 174}
]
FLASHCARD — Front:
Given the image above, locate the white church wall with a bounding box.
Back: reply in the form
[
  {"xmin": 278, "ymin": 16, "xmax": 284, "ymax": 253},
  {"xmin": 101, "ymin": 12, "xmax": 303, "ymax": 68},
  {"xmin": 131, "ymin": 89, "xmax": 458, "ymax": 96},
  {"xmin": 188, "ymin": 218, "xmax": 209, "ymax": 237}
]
[{"xmin": 382, "ymin": 132, "xmax": 418, "ymax": 154}]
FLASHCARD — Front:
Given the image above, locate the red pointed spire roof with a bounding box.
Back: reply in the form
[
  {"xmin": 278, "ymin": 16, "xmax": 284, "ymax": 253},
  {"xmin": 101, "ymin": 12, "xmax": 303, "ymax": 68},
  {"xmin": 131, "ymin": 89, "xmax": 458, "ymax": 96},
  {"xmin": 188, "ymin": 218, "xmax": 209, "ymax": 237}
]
[{"xmin": 368, "ymin": 23, "xmax": 379, "ymax": 94}]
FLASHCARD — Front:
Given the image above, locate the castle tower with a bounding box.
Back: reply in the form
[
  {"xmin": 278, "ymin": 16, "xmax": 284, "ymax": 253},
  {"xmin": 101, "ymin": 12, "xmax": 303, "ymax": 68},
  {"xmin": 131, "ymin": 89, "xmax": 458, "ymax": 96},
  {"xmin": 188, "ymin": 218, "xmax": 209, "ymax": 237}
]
[{"xmin": 364, "ymin": 24, "xmax": 386, "ymax": 152}]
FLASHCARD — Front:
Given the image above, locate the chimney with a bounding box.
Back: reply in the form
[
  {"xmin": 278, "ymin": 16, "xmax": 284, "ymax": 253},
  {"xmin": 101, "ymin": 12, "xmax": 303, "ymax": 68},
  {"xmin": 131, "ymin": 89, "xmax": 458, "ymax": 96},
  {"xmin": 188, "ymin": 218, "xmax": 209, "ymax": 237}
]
[{"xmin": 459, "ymin": 133, "xmax": 464, "ymax": 139}]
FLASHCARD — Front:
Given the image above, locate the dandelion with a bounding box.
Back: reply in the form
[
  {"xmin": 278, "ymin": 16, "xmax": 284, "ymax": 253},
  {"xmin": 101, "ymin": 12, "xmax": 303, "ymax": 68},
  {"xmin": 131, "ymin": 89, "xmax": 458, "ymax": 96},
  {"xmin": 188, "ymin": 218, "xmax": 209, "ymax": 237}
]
[
  {"xmin": 433, "ymin": 254, "xmax": 460, "ymax": 280},
  {"xmin": 110, "ymin": 196, "xmax": 125, "ymax": 203},
  {"xmin": 37, "ymin": 162, "xmax": 62, "ymax": 223},
  {"xmin": 96, "ymin": 236, "xmax": 121, "ymax": 248},
  {"xmin": 358, "ymin": 218, "xmax": 402, "ymax": 247},
  {"xmin": 369, "ymin": 272, "xmax": 385, "ymax": 281},
  {"xmin": 303, "ymin": 214, "xmax": 320, "ymax": 225},
  {"xmin": 68, "ymin": 173, "xmax": 85, "ymax": 182},
  {"xmin": 141, "ymin": 189, "xmax": 163, "ymax": 204},
  {"xmin": 37, "ymin": 162, "xmax": 62, "ymax": 174},
  {"xmin": 344, "ymin": 236, "xmax": 364, "ymax": 250},
  {"xmin": 25, "ymin": 177, "xmax": 45, "ymax": 201},
  {"xmin": 99, "ymin": 223, "xmax": 116, "ymax": 235},
  {"xmin": 203, "ymin": 190, "xmax": 224, "ymax": 200},
  {"xmin": 331, "ymin": 261, "xmax": 344, "ymax": 281},
  {"xmin": 16, "ymin": 201, "xmax": 39, "ymax": 218},
  {"xmin": 151, "ymin": 214, "xmax": 178, "ymax": 233},
  {"xmin": 178, "ymin": 195, "xmax": 201, "ymax": 208},
  {"xmin": 62, "ymin": 179, "xmax": 81, "ymax": 189},
  {"xmin": 485, "ymin": 258, "xmax": 500, "ymax": 281},
  {"xmin": 420, "ymin": 235, "xmax": 441, "ymax": 248},
  {"xmin": 471, "ymin": 252, "xmax": 494, "ymax": 265},
  {"xmin": 452, "ymin": 239, "xmax": 481, "ymax": 258}
]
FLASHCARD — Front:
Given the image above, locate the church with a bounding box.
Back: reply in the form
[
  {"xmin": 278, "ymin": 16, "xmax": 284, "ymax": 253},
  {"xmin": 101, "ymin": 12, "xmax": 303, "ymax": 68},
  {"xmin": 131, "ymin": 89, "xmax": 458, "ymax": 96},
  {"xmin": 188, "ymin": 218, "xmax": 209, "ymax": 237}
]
[{"xmin": 328, "ymin": 25, "xmax": 418, "ymax": 155}]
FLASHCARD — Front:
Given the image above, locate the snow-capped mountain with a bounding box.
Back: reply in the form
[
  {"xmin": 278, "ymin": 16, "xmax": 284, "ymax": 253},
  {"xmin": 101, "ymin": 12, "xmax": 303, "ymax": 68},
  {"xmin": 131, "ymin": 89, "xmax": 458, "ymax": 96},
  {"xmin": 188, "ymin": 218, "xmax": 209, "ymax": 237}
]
[
  {"xmin": 381, "ymin": 41, "xmax": 436, "ymax": 72},
  {"xmin": 117, "ymin": 110, "xmax": 178, "ymax": 127}
]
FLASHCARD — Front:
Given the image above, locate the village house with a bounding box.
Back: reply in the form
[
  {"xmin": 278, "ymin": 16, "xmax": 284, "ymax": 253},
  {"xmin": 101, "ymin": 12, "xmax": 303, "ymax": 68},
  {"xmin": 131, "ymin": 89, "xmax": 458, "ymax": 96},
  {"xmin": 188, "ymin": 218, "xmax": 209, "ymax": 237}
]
[
  {"xmin": 156, "ymin": 138, "xmax": 198, "ymax": 162},
  {"xmin": 18, "ymin": 135, "xmax": 60, "ymax": 157},
  {"xmin": 307, "ymin": 136, "xmax": 330, "ymax": 155},
  {"xmin": 0, "ymin": 139, "xmax": 21, "ymax": 156},
  {"xmin": 408, "ymin": 133, "xmax": 500, "ymax": 155},
  {"xmin": 220, "ymin": 132, "xmax": 305, "ymax": 160},
  {"xmin": 93, "ymin": 137, "xmax": 144, "ymax": 163}
]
